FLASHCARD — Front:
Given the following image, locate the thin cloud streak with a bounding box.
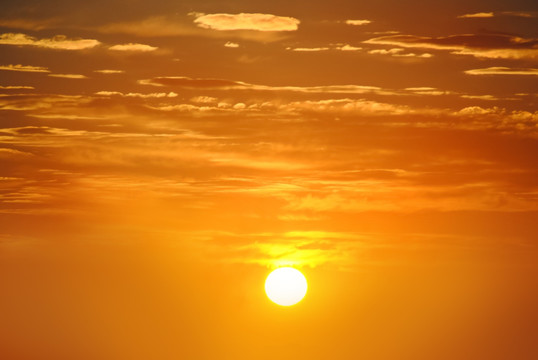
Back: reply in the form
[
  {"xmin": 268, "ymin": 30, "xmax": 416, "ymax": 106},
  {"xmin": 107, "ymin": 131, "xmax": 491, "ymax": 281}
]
[
  {"xmin": 0, "ymin": 64, "xmax": 49, "ymax": 73},
  {"xmin": 0, "ymin": 33, "xmax": 100, "ymax": 50},
  {"xmin": 364, "ymin": 33, "xmax": 538, "ymax": 59},
  {"xmin": 464, "ymin": 67, "xmax": 538, "ymax": 76}
]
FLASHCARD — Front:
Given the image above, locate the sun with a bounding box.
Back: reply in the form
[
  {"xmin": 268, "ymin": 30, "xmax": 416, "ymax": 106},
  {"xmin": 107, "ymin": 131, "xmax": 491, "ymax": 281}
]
[{"xmin": 265, "ymin": 267, "xmax": 308, "ymax": 306}]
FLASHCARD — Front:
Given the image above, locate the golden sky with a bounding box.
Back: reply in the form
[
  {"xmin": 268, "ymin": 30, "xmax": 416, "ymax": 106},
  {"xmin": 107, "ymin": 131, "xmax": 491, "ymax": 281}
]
[{"xmin": 1, "ymin": 1, "xmax": 537, "ymax": 359}]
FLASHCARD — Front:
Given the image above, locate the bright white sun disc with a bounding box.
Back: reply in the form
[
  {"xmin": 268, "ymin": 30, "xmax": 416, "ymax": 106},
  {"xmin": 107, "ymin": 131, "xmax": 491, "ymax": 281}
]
[{"xmin": 265, "ymin": 267, "xmax": 307, "ymax": 306}]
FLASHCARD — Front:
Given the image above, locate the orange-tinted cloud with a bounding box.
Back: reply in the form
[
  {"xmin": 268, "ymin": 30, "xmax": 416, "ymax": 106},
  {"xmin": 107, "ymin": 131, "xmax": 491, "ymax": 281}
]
[
  {"xmin": 368, "ymin": 48, "xmax": 432, "ymax": 58},
  {"xmin": 288, "ymin": 47, "xmax": 330, "ymax": 52},
  {"xmin": 0, "ymin": 85, "xmax": 34, "ymax": 90},
  {"xmin": 364, "ymin": 33, "xmax": 538, "ymax": 59},
  {"xmin": 94, "ymin": 69, "xmax": 125, "ymax": 74},
  {"xmin": 458, "ymin": 11, "xmax": 538, "ymax": 19},
  {"xmin": 138, "ymin": 75, "xmax": 391, "ymax": 95},
  {"xmin": 192, "ymin": 13, "xmax": 300, "ymax": 31},
  {"xmin": 95, "ymin": 91, "xmax": 178, "ymax": 98},
  {"xmin": 500, "ymin": 11, "xmax": 538, "ymax": 18},
  {"xmin": 48, "ymin": 74, "xmax": 88, "ymax": 79},
  {"xmin": 109, "ymin": 43, "xmax": 158, "ymax": 52},
  {"xmin": 457, "ymin": 12, "xmax": 494, "ymax": 18},
  {"xmin": 0, "ymin": 33, "xmax": 100, "ymax": 50},
  {"xmin": 345, "ymin": 19, "xmax": 372, "ymax": 26},
  {"xmin": 464, "ymin": 67, "xmax": 538, "ymax": 76},
  {"xmin": 287, "ymin": 44, "xmax": 361, "ymax": 52},
  {"xmin": 0, "ymin": 64, "xmax": 49, "ymax": 73}
]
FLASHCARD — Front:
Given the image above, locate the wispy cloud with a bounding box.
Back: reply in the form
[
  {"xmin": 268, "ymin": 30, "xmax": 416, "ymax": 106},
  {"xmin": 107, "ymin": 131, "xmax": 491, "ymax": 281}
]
[
  {"xmin": 464, "ymin": 67, "xmax": 538, "ymax": 76},
  {"xmin": 364, "ymin": 33, "xmax": 538, "ymax": 59},
  {"xmin": 457, "ymin": 12, "xmax": 494, "ymax": 18},
  {"xmin": 98, "ymin": 15, "xmax": 290, "ymax": 42},
  {"xmin": 192, "ymin": 12, "xmax": 300, "ymax": 31},
  {"xmin": 48, "ymin": 74, "xmax": 88, "ymax": 79},
  {"xmin": 109, "ymin": 43, "xmax": 158, "ymax": 52},
  {"xmin": 0, "ymin": 33, "xmax": 100, "ymax": 50},
  {"xmin": 288, "ymin": 47, "xmax": 330, "ymax": 52},
  {"xmin": 0, "ymin": 85, "xmax": 35, "ymax": 89},
  {"xmin": 95, "ymin": 91, "xmax": 178, "ymax": 98},
  {"xmin": 224, "ymin": 41, "xmax": 239, "ymax": 48},
  {"xmin": 336, "ymin": 44, "xmax": 362, "ymax": 51},
  {"xmin": 94, "ymin": 69, "xmax": 125, "ymax": 74},
  {"xmin": 500, "ymin": 11, "xmax": 538, "ymax": 18},
  {"xmin": 138, "ymin": 75, "xmax": 392, "ymax": 95},
  {"xmin": 287, "ymin": 44, "xmax": 362, "ymax": 52},
  {"xmin": 368, "ymin": 48, "xmax": 432, "ymax": 58},
  {"xmin": 0, "ymin": 64, "xmax": 49, "ymax": 73},
  {"xmin": 458, "ymin": 11, "xmax": 538, "ymax": 19}
]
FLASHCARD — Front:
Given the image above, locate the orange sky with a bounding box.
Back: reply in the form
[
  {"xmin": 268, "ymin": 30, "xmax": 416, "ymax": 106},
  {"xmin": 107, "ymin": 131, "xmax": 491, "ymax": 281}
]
[{"xmin": 1, "ymin": 1, "xmax": 537, "ymax": 359}]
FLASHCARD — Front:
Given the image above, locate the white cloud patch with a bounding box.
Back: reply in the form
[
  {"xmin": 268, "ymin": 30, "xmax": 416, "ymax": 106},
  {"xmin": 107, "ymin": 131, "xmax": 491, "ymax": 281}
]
[
  {"xmin": 193, "ymin": 13, "xmax": 300, "ymax": 31},
  {"xmin": 0, "ymin": 33, "xmax": 100, "ymax": 50},
  {"xmin": 109, "ymin": 43, "xmax": 158, "ymax": 52}
]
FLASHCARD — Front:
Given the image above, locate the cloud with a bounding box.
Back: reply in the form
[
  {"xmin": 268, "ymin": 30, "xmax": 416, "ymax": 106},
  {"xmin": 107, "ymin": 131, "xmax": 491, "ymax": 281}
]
[
  {"xmin": 95, "ymin": 91, "xmax": 178, "ymax": 98},
  {"xmin": 0, "ymin": 33, "xmax": 100, "ymax": 50},
  {"xmin": 94, "ymin": 69, "xmax": 125, "ymax": 74},
  {"xmin": 0, "ymin": 85, "xmax": 34, "ymax": 90},
  {"xmin": 139, "ymin": 76, "xmax": 242, "ymax": 88},
  {"xmin": 345, "ymin": 20, "xmax": 372, "ymax": 26},
  {"xmin": 464, "ymin": 67, "xmax": 538, "ymax": 76},
  {"xmin": 336, "ymin": 44, "xmax": 362, "ymax": 51},
  {"xmin": 138, "ymin": 75, "xmax": 393, "ymax": 95},
  {"xmin": 282, "ymin": 98, "xmax": 416, "ymax": 116},
  {"xmin": 192, "ymin": 13, "xmax": 300, "ymax": 31},
  {"xmin": 289, "ymin": 47, "xmax": 330, "ymax": 52},
  {"xmin": 0, "ymin": 148, "xmax": 34, "ymax": 157},
  {"xmin": 0, "ymin": 18, "xmax": 60, "ymax": 31},
  {"xmin": 405, "ymin": 87, "xmax": 452, "ymax": 96},
  {"xmin": 500, "ymin": 11, "xmax": 538, "ymax": 18},
  {"xmin": 287, "ymin": 44, "xmax": 361, "ymax": 52},
  {"xmin": 99, "ymin": 15, "xmax": 289, "ymax": 42},
  {"xmin": 109, "ymin": 43, "xmax": 158, "ymax": 52},
  {"xmin": 458, "ymin": 11, "xmax": 538, "ymax": 19},
  {"xmin": 48, "ymin": 74, "xmax": 87, "ymax": 79},
  {"xmin": 190, "ymin": 96, "xmax": 218, "ymax": 104},
  {"xmin": 0, "ymin": 64, "xmax": 49, "ymax": 73},
  {"xmin": 364, "ymin": 33, "xmax": 538, "ymax": 59},
  {"xmin": 147, "ymin": 97, "xmax": 422, "ymax": 117},
  {"xmin": 460, "ymin": 95, "xmax": 503, "ymax": 101},
  {"xmin": 224, "ymin": 41, "xmax": 239, "ymax": 48},
  {"xmin": 457, "ymin": 12, "xmax": 494, "ymax": 18},
  {"xmin": 368, "ymin": 48, "xmax": 432, "ymax": 58},
  {"xmin": 369, "ymin": 48, "xmax": 404, "ymax": 55},
  {"xmin": 0, "ymin": 94, "xmax": 88, "ymax": 111}
]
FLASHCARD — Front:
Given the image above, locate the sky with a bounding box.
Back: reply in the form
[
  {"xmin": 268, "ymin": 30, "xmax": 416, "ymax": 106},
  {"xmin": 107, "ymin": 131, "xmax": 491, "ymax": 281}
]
[{"xmin": 1, "ymin": 0, "xmax": 537, "ymax": 359}]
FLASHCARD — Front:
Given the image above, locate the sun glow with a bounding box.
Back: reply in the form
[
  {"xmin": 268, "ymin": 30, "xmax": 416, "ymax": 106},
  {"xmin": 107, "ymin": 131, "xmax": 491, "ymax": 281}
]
[{"xmin": 264, "ymin": 267, "xmax": 308, "ymax": 306}]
